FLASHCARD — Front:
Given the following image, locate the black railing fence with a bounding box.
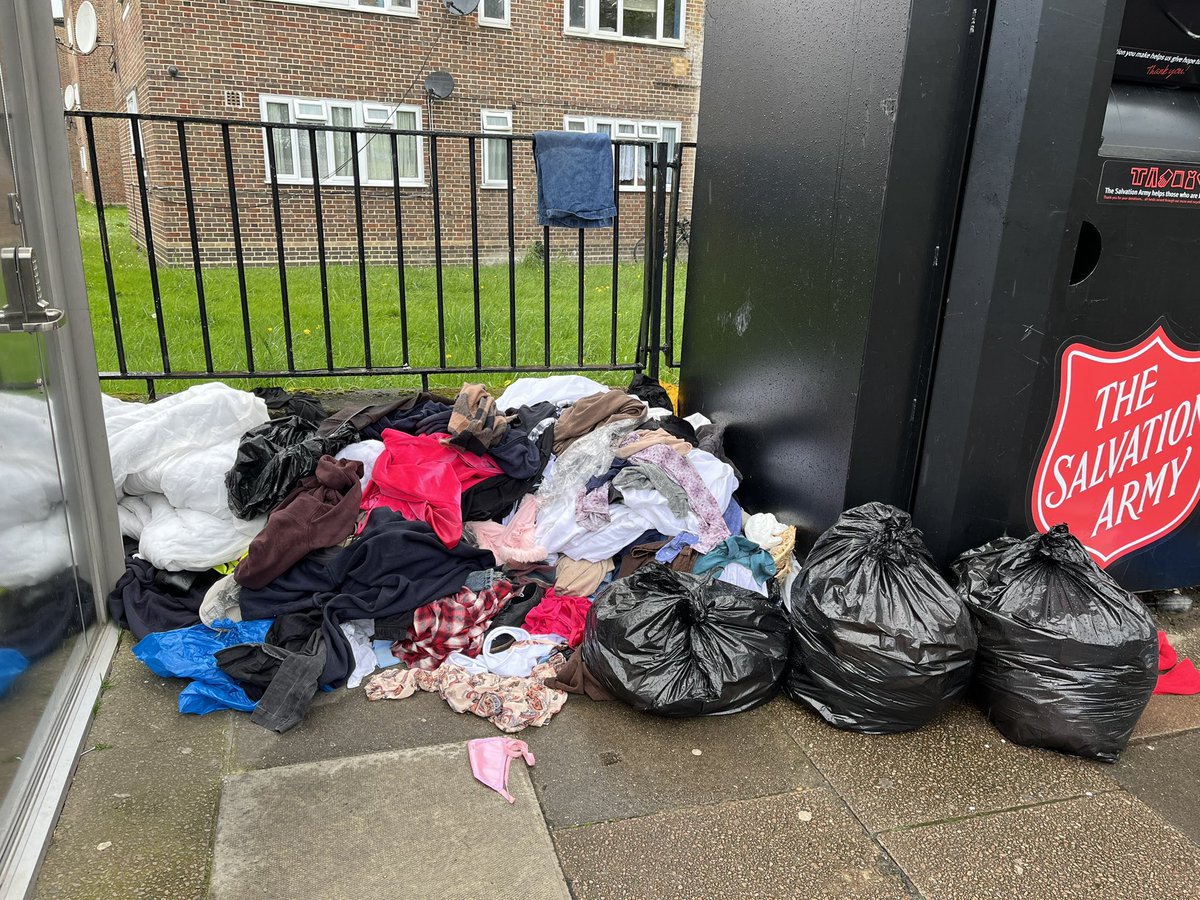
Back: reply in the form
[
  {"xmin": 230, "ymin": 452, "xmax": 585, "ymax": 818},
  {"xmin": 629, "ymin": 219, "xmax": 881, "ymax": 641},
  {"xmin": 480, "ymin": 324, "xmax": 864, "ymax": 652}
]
[{"xmin": 67, "ymin": 110, "xmax": 691, "ymax": 397}]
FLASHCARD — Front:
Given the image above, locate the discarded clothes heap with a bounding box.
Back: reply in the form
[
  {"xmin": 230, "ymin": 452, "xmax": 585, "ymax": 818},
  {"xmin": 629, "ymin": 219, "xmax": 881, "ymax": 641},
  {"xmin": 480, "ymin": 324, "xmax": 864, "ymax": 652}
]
[
  {"xmin": 113, "ymin": 375, "xmax": 796, "ymax": 733},
  {"xmin": 109, "ymin": 379, "xmax": 1175, "ymax": 762}
]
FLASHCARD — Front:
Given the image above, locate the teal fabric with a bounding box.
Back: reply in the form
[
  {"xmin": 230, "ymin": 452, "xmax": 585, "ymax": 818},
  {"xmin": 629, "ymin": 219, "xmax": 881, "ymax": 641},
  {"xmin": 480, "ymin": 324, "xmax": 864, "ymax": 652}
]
[{"xmin": 694, "ymin": 536, "xmax": 777, "ymax": 585}]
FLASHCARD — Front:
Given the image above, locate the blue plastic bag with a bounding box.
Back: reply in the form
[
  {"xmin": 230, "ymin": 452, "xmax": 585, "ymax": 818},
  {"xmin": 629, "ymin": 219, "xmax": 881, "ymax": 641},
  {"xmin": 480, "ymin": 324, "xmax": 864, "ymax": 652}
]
[
  {"xmin": 132, "ymin": 618, "xmax": 272, "ymax": 715},
  {"xmin": 0, "ymin": 649, "xmax": 29, "ymax": 697}
]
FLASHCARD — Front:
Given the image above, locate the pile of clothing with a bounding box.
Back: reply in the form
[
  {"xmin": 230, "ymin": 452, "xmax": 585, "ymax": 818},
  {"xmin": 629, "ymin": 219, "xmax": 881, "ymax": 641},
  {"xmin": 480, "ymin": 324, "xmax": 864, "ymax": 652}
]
[{"xmin": 113, "ymin": 374, "xmax": 799, "ymax": 733}]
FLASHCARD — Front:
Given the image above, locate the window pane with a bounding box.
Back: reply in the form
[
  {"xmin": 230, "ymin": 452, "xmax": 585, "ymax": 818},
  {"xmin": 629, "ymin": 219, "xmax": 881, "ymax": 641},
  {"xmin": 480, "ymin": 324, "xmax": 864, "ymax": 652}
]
[
  {"xmin": 485, "ymin": 137, "xmax": 509, "ymax": 184},
  {"xmin": 389, "ymin": 0, "xmax": 413, "ymax": 8},
  {"xmin": 595, "ymin": 122, "xmax": 613, "ymax": 135},
  {"xmin": 484, "ymin": 113, "xmax": 509, "ymax": 129},
  {"xmin": 483, "ymin": 0, "xmax": 504, "ymax": 19},
  {"xmin": 394, "ymin": 111, "xmax": 419, "ymax": 179},
  {"xmin": 332, "ymin": 106, "xmax": 353, "ymax": 178},
  {"xmin": 265, "ymin": 102, "xmax": 295, "ymax": 178},
  {"xmin": 565, "ymin": 119, "xmax": 587, "ymax": 132},
  {"xmin": 618, "ymin": 145, "xmax": 637, "ymax": 185},
  {"xmin": 599, "ymin": 0, "xmax": 617, "ymax": 32},
  {"xmin": 366, "ymin": 133, "xmax": 392, "ymax": 182},
  {"xmin": 568, "ymin": 0, "xmax": 585, "ymax": 28},
  {"xmin": 623, "ymin": 0, "xmax": 658, "ymax": 39},
  {"xmin": 663, "ymin": 0, "xmax": 681, "ymax": 39},
  {"xmin": 358, "ymin": 0, "xmax": 384, "ymax": 7}
]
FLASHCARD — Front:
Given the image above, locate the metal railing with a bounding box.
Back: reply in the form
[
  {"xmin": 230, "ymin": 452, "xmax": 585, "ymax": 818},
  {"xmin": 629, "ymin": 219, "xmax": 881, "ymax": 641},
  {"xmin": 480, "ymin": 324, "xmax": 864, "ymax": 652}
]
[{"xmin": 66, "ymin": 110, "xmax": 691, "ymax": 396}]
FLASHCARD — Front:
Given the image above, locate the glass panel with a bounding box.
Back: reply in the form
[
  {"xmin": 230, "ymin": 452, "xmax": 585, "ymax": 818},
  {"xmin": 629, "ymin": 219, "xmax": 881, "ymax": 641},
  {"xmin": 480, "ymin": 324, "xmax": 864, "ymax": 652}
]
[
  {"xmin": 295, "ymin": 100, "xmax": 324, "ymax": 119},
  {"xmin": 389, "ymin": 0, "xmax": 413, "ymax": 8},
  {"xmin": 265, "ymin": 101, "xmax": 295, "ymax": 178},
  {"xmin": 568, "ymin": 0, "xmax": 585, "ymax": 28},
  {"xmin": 595, "ymin": 122, "xmax": 613, "ymax": 135},
  {"xmin": 599, "ymin": 0, "xmax": 617, "ymax": 32},
  {"xmin": 623, "ymin": 0, "xmax": 658, "ymax": 39},
  {"xmin": 565, "ymin": 118, "xmax": 587, "ymax": 132},
  {"xmin": 663, "ymin": 0, "xmax": 681, "ymax": 39},
  {"xmin": 331, "ymin": 106, "xmax": 353, "ymax": 179},
  {"xmin": 484, "ymin": 113, "xmax": 509, "ymax": 129},
  {"xmin": 395, "ymin": 109, "xmax": 419, "ymax": 179},
  {"xmin": 359, "ymin": 0, "xmax": 385, "ymax": 6},
  {"xmin": 0, "ymin": 334, "xmax": 90, "ymax": 807},
  {"xmin": 485, "ymin": 137, "xmax": 509, "ymax": 184},
  {"xmin": 483, "ymin": 0, "xmax": 505, "ymax": 19},
  {"xmin": 662, "ymin": 124, "xmax": 678, "ymax": 188}
]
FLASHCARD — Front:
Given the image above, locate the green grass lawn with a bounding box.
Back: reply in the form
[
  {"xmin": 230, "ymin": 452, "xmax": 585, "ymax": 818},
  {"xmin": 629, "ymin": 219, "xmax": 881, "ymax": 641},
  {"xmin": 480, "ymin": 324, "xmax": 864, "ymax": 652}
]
[{"xmin": 77, "ymin": 199, "xmax": 685, "ymax": 397}]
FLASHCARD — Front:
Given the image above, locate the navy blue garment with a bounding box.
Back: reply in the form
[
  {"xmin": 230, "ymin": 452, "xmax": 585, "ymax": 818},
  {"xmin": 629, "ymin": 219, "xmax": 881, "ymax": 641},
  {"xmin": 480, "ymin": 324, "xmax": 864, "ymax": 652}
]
[
  {"xmin": 360, "ymin": 398, "xmax": 454, "ymax": 441},
  {"xmin": 239, "ymin": 510, "xmax": 494, "ymax": 688},
  {"xmin": 533, "ymin": 131, "xmax": 617, "ymax": 228}
]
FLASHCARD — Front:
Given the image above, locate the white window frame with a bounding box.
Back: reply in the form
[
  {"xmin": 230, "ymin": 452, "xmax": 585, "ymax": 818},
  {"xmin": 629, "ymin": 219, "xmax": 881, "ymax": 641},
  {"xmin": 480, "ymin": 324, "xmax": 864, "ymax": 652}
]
[
  {"xmin": 563, "ymin": 114, "xmax": 681, "ymax": 191},
  {"xmin": 478, "ymin": 0, "xmax": 510, "ymax": 28},
  {"xmin": 261, "ymin": 0, "xmax": 417, "ymax": 18},
  {"xmin": 480, "ymin": 109, "xmax": 512, "ymax": 189},
  {"xmin": 259, "ymin": 94, "xmax": 425, "ymax": 188},
  {"xmin": 564, "ymin": 0, "xmax": 685, "ymax": 47}
]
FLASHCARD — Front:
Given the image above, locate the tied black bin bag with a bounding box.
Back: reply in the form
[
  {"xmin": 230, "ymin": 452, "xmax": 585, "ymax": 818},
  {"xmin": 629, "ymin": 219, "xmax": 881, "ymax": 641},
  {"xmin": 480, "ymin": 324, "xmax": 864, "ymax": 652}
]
[
  {"xmin": 955, "ymin": 525, "xmax": 1157, "ymax": 762},
  {"xmin": 786, "ymin": 502, "xmax": 976, "ymax": 734},
  {"xmin": 581, "ymin": 565, "xmax": 789, "ymax": 716}
]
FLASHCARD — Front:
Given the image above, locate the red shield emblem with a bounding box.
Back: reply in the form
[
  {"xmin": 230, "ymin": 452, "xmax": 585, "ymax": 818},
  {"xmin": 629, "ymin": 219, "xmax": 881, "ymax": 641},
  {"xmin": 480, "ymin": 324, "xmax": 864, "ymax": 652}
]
[{"xmin": 1031, "ymin": 325, "xmax": 1200, "ymax": 567}]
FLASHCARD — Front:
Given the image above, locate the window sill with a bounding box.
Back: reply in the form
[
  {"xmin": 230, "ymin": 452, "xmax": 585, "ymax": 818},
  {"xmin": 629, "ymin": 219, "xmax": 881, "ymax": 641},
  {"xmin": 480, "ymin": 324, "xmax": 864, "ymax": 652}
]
[
  {"xmin": 481, "ymin": 182, "xmax": 510, "ymax": 190},
  {"xmin": 478, "ymin": 18, "xmax": 510, "ymax": 29},
  {"xmin": 263, "ymin": 0, "xmax": 418, "ymax": 19},
  {"xmin": 563, "ymin": 28, "xmax": 685, "ymax": 49},
  {"xmin": 265, "ymin": 178, "xmax": 428, "ymax": 189}
]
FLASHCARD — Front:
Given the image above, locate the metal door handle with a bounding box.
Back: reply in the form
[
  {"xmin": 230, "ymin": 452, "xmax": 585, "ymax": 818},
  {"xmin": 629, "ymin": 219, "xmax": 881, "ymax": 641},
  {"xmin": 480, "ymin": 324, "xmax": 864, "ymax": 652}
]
[{"xmin": 0, "ymin": 246, "xmax": 63, "ymax": 332}]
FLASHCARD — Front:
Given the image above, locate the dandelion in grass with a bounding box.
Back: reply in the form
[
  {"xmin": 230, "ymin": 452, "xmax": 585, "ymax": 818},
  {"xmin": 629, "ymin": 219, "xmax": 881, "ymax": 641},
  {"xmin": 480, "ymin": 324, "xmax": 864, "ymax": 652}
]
[{"xmin": 303, "ymin": 329, "xmax": 312, "ymax": 336}]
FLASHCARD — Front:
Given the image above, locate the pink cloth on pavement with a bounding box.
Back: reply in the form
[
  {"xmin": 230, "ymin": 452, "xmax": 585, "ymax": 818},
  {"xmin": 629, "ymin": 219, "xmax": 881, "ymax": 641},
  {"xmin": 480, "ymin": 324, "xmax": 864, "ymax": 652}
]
[
  {"xmin": 523, "ymin": 588, "xmax": 592, "ymax": 648},
  {"xmin": 1156, "ymin": 631, "xmax": 1200, "ymax": 696},
  {"xmin": 360, "ymin": 429, "xmax": 502, "ymax": 548},
  {"xmin": 468, "ymin": 737, "xmax": 535, "ymax": 804}
]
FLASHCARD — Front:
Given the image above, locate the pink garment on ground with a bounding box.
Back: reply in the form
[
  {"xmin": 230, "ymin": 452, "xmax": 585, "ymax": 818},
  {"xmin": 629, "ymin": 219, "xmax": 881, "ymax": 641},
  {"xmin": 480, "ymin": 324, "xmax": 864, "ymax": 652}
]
[
  {"xmin": 1156, "ymin": 632, "xmax": 1200, "ymax": 695},
  {"xmin": 467, "ymin": 494, "xmax": 547, "ymax": 565},
  {"xmin": 468, "ymin": 737, "xmax": 535, "ymax": 804},
  {"xmin": 524, "ymin": 588, "xmax": 592, "ymax": 648},
  {"xmin": 360, "ymin": 429, "xmax": 503, "ymax": 547}
]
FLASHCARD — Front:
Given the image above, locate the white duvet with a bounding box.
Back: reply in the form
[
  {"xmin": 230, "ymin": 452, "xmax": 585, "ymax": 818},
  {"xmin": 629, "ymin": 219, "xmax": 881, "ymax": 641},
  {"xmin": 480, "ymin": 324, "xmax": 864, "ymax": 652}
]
[
  {"xmin": 103, "ymin": 382, "xmax": 269, "ymax": 571},
  {"xmin": 0, "ymin": 392, "xmax": 74, "ymax": 588}
]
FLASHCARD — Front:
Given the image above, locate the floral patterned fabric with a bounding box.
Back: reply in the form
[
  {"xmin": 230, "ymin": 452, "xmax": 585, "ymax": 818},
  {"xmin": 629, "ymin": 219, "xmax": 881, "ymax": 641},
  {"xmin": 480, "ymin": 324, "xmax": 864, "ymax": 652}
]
[{"xmin": 363, "ymin": 655, "xmax": 568, "ymax": 733}]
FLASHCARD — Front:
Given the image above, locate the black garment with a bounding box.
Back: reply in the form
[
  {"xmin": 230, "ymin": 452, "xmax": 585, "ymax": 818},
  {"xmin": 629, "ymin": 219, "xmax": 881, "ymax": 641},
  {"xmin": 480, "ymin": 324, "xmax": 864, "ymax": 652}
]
[
  {"xmin": 485, "ymin": 582, "xmax": 546, "ymax": 632},
  {"xmin": 318, "ymin": 392, "xmax": 454, "ymax": 438},
  {"xmin": 106, "ymin": 557, "xmax": 216, "ymax": 640},
  {"xmin": 239, "ymin": 510, "xmax": 494, "ymax": 688},
  {"xmin": 363, "ymin": 398, "xmax": 453, "ymax": 441},
  {"xmin": 585, "ymin": 458, "xmax": 632, "ymax": 493},
  {"xmin": 1, "ymin": 568, "xmax": 96, "ymax": 662},
  {"xmin": 649, "ymin": 415, "xmax": 698, "ymax": 445},
  {"xmin": 627, "ymin": 374, "xmax": 673, "ymax": 411},
  {"xmin": 371, "ymin": 611, "xmax": 417, "ymax": 643},
  {"xmin": 225, "ymin": 416, "xmax": 356, "ymax": 519},
  {"xmin": 461, "ymin": 402, "xmax": 557, "ymax": 521},
  {"xmin": 695, "ymin": 422, "xmax": 741, "ymax": 479},
  {"xmin": 217, "ymin": 609, "xmax": 327, "ymax": 733},
  {"xmin": 252, "ymin": 387, "xmax": 328, "ymax": 425}
]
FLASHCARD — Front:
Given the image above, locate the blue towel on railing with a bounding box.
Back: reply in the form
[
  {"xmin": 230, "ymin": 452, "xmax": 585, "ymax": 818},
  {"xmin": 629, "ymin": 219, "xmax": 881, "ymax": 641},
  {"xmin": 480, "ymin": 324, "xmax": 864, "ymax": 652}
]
[{"xmin": 533, "ymin": 131, "xmax": 617, "ymax": 229}]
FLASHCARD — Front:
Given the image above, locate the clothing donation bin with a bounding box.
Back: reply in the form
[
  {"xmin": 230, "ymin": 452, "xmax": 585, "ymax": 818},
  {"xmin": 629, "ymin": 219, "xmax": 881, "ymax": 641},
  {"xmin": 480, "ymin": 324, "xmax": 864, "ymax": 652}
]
[{"xmin": 682, "ymin": 0, "xmax": 1200, "ymax": 591}]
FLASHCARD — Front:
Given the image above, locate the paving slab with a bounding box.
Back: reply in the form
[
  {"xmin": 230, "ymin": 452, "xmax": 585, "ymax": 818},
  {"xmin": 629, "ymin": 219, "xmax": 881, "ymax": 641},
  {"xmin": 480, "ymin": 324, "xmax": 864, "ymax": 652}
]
[
  {"xmin": 1113, "ymin": 730, "xmax": 1200, "ymax": 844},
  {"xmin": 778, "ymin": 699, "xmax": 1114, "ymax": 833},
  {"xmin": 881, "ymin": 792, "xmax": 1200, "ymax": 900},
  {"xmin": 554, "ymin": 787, "xmax": 913, "ymax": 900},
  {"xmin": 229, "ymin": 681, "xmax": 499, "ymax": 772},
  {"xmin": 211, "ymin": 742, "xmax": 570, "ymax": 900},
  {"xmin": 522, "ymin": 696, "xmax": 824, "ymax": 828},
  {"xmin": 34, "ymin": 646, "xmax": 229, "ymax": 900}
]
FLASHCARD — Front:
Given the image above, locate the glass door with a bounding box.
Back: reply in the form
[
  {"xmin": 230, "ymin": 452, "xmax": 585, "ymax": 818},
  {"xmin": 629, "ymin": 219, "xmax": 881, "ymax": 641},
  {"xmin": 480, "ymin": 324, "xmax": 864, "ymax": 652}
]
[{"xmin": 0, "ymin": 2, "xmax": 124, "ymax": 894}]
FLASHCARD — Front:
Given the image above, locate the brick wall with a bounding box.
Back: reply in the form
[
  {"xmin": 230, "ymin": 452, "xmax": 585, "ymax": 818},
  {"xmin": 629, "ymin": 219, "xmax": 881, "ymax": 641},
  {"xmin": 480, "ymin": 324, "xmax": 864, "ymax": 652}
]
[
  {"xmin": 110, "ymin": 0, "xmax": 703, "ymax": 266},
  {"xmin": 58, "ymin": 0, "xmax": 127, "ymax": 205}
]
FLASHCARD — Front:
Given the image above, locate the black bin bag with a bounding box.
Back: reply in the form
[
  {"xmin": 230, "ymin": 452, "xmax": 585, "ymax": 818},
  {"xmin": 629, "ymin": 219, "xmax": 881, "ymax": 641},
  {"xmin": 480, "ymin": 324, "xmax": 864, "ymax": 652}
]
[
  {"xmin": 955, "ymin": 525, "xmax": 1157, "ymax": 762},
  {"xmin": 581, "ymin": 565, "xmax": 790, "ymax": 716},
  {"xmin": 785, "ymin": 502, "xmax": 976, "ymax": 734}
]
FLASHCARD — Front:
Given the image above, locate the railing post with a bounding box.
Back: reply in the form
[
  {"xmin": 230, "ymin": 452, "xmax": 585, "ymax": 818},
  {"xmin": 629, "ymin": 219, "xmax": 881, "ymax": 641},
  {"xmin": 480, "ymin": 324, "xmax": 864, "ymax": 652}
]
[{"xmin": 648, "ymin": 141, "xmax": 669, "ymax": 381}]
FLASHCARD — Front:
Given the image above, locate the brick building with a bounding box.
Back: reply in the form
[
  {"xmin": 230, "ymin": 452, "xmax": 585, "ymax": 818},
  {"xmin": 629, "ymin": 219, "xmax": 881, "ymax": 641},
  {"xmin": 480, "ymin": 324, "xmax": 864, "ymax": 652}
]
[
  {"xmin": 56, "ymin": 0, "xmax": 126, "ymax": 205},
  {"xmin": 95, "ymin": 0, "xmax": 704, "ymax": 266}
]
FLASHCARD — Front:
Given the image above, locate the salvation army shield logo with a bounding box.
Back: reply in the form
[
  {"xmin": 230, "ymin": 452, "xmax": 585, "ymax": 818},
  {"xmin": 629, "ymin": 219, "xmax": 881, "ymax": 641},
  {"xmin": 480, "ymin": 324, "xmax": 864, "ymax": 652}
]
[{"xmin": 1031, "ymin": 324, "xmax": 1200, "ymax": 567}]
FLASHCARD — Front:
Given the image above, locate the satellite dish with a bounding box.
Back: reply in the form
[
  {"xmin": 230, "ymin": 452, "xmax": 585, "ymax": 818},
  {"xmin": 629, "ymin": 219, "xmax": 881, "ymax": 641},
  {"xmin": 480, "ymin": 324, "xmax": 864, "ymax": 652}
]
[
  {"xmin": 74, "ymin": 0, "xmax": 98, "ymax": 55},
  {"xmin": 424, "ymin": 71, "xmax": 455, "ymax": 100},
  {"xmin": 63, "ymin": 85, "xmax": 76, "ymax": 111},
  {"xmin": 444, "ymin": 0, "xmax": 480, "ymax": 15}
]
